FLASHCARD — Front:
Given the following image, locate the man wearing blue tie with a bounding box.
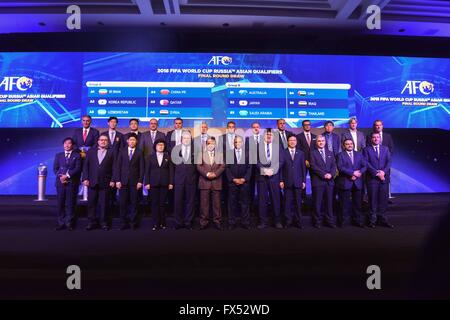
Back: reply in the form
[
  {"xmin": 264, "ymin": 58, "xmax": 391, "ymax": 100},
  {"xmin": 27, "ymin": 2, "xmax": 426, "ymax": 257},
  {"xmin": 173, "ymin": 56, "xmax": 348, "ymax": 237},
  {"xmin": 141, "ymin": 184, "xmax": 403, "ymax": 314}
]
[
  {"xmin": 309, "ymin": 135, "xmax": 337, "ymax": 228},
  {"xmin": 53, "ymin": 137, "xmax": 82, "ymax": 231},
  {"xmin": 363, "ymin": 132, "xmax": 393, "ymax": 228},
  {"xmin": 322, "ymin": 120, "xmax": 341, "ymax": 157},
  {"xmin": 280, "ymin": 135, "xmax": 306, "ymax": 229},
  {"xmin": 336, "ymin": 139, "xmax": 367, "ymax": 228}
]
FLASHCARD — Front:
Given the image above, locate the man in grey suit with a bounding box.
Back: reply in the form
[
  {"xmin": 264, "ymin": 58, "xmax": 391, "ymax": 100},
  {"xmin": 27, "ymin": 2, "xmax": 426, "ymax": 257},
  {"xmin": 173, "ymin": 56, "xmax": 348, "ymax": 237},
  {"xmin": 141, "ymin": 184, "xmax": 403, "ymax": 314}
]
[
  {"xmin": 341, "ymin": 117, "xmax": 366, "ymax": 152},
  {"xmin": 197, "ymin": 137, "xmax": 225, "ymax": 230},
  {"xmin": 139, "ymin": 118, "xmax": 166, "ymax": 159}
]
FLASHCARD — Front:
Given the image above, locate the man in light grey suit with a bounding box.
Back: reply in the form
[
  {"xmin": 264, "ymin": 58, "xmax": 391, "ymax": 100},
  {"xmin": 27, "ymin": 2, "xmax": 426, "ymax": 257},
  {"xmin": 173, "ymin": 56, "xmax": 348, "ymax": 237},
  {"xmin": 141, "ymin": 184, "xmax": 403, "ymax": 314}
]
[
  {"xmin": 139, "ymin": 118, "xmax": 166, "ymax": 159},
  {"xmin": 341, "ymin": 117, "xmax": 366, "ymax": 152}
]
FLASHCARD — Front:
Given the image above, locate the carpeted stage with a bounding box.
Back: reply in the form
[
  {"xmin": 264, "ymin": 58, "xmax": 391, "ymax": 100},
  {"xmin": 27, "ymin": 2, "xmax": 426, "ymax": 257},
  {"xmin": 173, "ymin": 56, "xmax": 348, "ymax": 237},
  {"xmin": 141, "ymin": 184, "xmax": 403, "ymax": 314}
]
[{"xmin": 0, "ymin": 193, "xmax": 449, "ymax": 300}]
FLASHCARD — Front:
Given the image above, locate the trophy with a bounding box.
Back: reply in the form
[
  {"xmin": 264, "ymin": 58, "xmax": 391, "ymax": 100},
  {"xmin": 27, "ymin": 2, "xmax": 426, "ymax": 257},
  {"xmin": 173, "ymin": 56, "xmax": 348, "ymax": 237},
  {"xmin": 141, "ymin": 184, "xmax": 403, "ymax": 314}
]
[{"xmin": 34, "ymin": 163, "xmax": 48, "ymax": 202}]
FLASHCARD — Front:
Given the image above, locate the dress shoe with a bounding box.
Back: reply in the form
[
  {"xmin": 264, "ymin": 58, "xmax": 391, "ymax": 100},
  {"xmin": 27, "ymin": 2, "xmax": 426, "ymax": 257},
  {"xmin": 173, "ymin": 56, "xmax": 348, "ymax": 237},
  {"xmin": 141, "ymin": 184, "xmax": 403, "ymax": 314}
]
[
  {"xmin": 214, "ymin": 224, "xmax": 223, "ymax": 231},
  {"xmin": 199, "ymin": 225, "xmax": 208, "ymax": 230},
  {"xmin": 378, "ymin": 221, "xmax": 394, "ymax": 228},
  {"xmin": 228, "ymin": 224, "xmax": 236, "ymax": 230},
  {"xmin": 295, "ymin": 224, "xmax": 304, "ymax": 229},
  {"xmin": 257, "ymin": 224, "xmax": 267, "ymax": 230},
  {"xmin": 242, "ymin": 224, "xmax": 250, "ymax": 230},
  {"xmin": 354, "ymin": 222, "xmax": 365, "ymax": 228},
  {"xmin": 131, "ymin": 223, "xmax": 138, "ymax": 230},
  {"xmin": 275, "ymin": 222, "xmax": 284, "ymax": 229},
  {"xmin": 152, "ymin": 225, "xmax": 158, "ymax": 231},
  {"xmin": 175, "ymin": 225, "xmax": 184, "ymax": 230},
  {"xmin": 185, "ymin": 225, "xmax": 194, "ymax": 230},
  {"xmin": 67, "ymin": 225, "xmax": 75, "ymax": 231},
  {"xmin": 324, "ymin": 223, "xmax": 336, "ymax": 229},
  {"xmin": 368, "ymin": 223, "xmax": 376, "ymax": 228},
  {"xmin": 284, "ymin": 224, "xmax": 292, "ymax": 229},
  {"xmin": 160, "ymin": 225, "xmax": 167, "ymax": 230},
  {"xmin": 313, "ymin": 224, "xmax": 322, "ymax": 229},
  {"xmin": 102, "ymin": 225, "xmax": 110, "ymax": 231},
  {"xmin": 55, "ymin": 225, "xmax": 65, "ymax": 231}
]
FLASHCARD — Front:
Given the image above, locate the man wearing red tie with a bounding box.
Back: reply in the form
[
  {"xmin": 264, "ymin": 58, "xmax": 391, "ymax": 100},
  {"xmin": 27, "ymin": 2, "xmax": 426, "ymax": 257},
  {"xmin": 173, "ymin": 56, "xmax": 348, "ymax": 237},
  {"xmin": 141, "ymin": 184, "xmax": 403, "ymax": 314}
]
[{"xmin": 72, "ymin": 115, "xmax": 100, "ymax": 157}]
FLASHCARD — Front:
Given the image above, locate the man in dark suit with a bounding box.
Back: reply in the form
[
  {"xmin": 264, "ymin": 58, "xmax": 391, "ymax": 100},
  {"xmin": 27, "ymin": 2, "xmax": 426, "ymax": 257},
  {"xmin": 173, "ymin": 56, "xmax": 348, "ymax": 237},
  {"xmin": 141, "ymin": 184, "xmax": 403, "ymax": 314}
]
[
  {"xmin": 113, "ymin": 133, "xmax": 145, "ymax": 230},
  {"xmin": 336, "ymin": 139, "xmax": 367, "ymax": 228},
  {"xmin": 296, "ymin": 119, "xmax": 316, "ymax": 206},
  {"xmin": 363, "ymin": 132, "xmax": 393, "ymax": 228},
  {"xmin": 139, "ymin": 118, "xmax": 166, "ymax": 159},
  {"xmin": 276, "ymin": 118, "xmax": 293, "ymax": 149},
  {"xmin": 309, "ymin": 135, "xmax": 337, "ymax": 228},
  {"xmin": 193, "ymin": 121, "xmax": 210, "ymax": 158},
  {"xmin": 296, "ymin": 119, "xmax": 316, "ymax": 163},
  {"xmin": 144, "ymin": 139, "xmax": 173, "ymax": 230},
  {"xmin": 171, "ymin": 130, "xmax": 197, "ymax": 229},
  {"xmin": 322, "ymin": 120, "xmax": 341, "ymax": 157},
  {"xmin": 341, "ymin": 117, "xmax": 366, "ymax": 152},
  {"xmin": 82, "ymin": 135, "xmax": 116, "ymax": 231},
  {"xmin": 101, "ymin": 116, "xmax": 125, "ymax": 157},
  {"xmin": 166, "ymin": 117, "xmax": 184, "ymax": 151},
  {"xmin": 123, "ymin": 118, "xmax": 142, "ymax": 142},
  {"xmin": 280, "ymin": 135, "xmax": 306, "ymax": 229},
  {"xmin": 72, "ymin": 115, "xmax": 99, "ymax": 155},
  {"xmin": 245, "ymin": 122, "xmax": 261, "ymax": 212},
  {"xmin": 197, "ymin": 137, "xmax": 225, "ymax": 230},
  {"xmin": 226, "ymin": 136, "xmax": 252, "ymax": 229},
  {"xmin": 53, "ymin": 137, "xmax": 82, "ymax": 231},
  {"xmin": 256, "ymin": 129, "xmax": 284, "ymax": 229}
]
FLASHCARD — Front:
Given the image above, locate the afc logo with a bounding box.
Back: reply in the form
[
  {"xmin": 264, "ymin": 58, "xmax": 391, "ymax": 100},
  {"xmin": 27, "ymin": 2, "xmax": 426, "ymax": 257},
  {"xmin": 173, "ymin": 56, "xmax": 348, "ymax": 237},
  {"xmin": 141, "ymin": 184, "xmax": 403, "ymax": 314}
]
[
  {"xmin": 401, "ymin": 80, "xmax": 434, "ymax": 95},
  {"xmin": 207, "ymin": 56, "xmax": 233, "ymax": 66},
  {"xmin": 0, "ymin": 76, "xmax": 33, "ymax": 91}
]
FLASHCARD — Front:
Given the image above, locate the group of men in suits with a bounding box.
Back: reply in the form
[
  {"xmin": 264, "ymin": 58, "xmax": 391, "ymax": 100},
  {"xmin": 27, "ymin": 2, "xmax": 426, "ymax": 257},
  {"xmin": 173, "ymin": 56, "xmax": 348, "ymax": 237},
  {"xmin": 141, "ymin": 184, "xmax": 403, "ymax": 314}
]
[{"xmin": 54, "ymin": 115, "xmax": 394, "ymax": 231}]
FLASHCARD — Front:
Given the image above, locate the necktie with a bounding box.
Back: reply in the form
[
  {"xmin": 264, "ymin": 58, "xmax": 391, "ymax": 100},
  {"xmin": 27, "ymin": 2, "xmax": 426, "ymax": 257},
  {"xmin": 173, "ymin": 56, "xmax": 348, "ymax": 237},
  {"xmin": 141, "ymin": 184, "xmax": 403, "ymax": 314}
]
[
  {"xmin": 151, "ymin": 131, "xmax": 155, "ymax": 143},
  {"xmin": 129, "ymin": 149, "xmax": 133, "ymax": 160},
  {"xmin": 255, "ymin": 135, "xmax": 259, "ymax": 143},
  {"xmin": 236, "ymin": 150, "xmax": 241, "ymax": 163},
  {"xmin": 375, "ymin": 145, "xmax": 379, "ymax": 158},
  {"xmin": 183, "ymin": 148, "xmax": 190, "ymax": 162},
  {"xmin": 266, "ymin": 143, "xmax": 271, "ymax": 160},
  {"xmin": 110, "ymin": 131, "xmax": 115, "ymax": 146},
  {"xmin": 349, "ymin": 152, "xmax": 354, "ymax": 164},
  {"xmin": 320, "ymin": 149, "xmax": 326, "ymax": 163},
  {"xmin": 291, "ymin": 149, "xmax": 295, "ymax": 161},
  {"xmin": 281, "ymin": 132, "xmax": 287, "ymax": 148},
  {"xmin": 83, "ymin": 129, "xmax": 87, "ymax": 142},
  {"xmin": 306, "ymin": 133, "xmax": 311, "ymax": 147},
  {"xmin": 65, "ymin": 152, "xmax": 70, "ymax": 164},
  {"xmin": 209, "ymin": 152, "xmax": 214, "ymax": 165}
]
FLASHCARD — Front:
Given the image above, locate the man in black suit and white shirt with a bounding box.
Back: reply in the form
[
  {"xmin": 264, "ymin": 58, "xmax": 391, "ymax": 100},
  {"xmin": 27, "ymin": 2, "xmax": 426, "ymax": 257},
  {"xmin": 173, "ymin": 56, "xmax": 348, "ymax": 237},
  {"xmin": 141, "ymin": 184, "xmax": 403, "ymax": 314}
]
[
  {"xmin": 341, "ymin": 117, "xmax": 366, "ymax": 152},
  {"xmin": 276, "ymin": 118, "xmax": 293, "ymax": 149},
  {"xmin": 72, "ymin": 115, "xmax": 99, "ymax": 155},
  {"xmin": 83, "ymin": 135, "xmax": 116, "ymax": 231},
  {"xmin": 101, "ymin": 116, "xmax": 124, "ymax": 157}
]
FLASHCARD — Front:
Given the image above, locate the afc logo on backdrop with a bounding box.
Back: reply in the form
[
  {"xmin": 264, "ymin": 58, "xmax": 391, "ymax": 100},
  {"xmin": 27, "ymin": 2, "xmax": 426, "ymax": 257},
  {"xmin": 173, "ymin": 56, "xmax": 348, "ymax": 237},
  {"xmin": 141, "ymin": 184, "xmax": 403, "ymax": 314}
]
[
  {"xmin": 0, "ymin": 76, "xmax": 33, "ymax": 91},
  {"xmin": 401, "ymin": 80, "xmax": 434, "ymax": 95},
  {"xmin": 207, "ymin": 56, "xmax": 233, "ymax": 66}
]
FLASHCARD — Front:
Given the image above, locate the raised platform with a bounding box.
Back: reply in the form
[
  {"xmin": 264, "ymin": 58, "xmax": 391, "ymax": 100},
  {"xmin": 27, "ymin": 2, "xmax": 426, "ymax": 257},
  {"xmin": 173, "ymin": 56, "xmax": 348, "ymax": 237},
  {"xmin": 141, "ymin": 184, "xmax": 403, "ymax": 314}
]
[{"xmin": 0, "ymin": 193, "xmax": 449, "ymax": 299}]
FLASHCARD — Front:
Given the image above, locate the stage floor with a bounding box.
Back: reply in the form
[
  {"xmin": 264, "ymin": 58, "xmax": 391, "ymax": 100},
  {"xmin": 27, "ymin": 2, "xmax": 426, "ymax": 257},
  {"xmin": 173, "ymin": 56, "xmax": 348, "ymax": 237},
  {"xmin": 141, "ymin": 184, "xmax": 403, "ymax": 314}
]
[{"xmin": 0, "ymin": 193, "xmax": 449, "ymax": 300}]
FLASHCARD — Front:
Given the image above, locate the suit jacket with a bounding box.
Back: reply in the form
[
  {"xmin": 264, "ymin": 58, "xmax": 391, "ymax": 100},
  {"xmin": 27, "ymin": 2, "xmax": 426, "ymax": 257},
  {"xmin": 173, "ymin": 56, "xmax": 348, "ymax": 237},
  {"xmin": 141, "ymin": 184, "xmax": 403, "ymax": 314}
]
[
  {"xmin": 309, "ymin": 148, "xmax": 337, "ymax": 187},
  {"xmin": 255, "ymin": 143, "xmax": 283, "ymax": 183},
  {"xmin": 197, "ymin": 152, "xmax": 225, "ymax": 190},
  {"xmin": 166, "ymin": 129, "xmax": 183, "ymax": 151},
  {"xmin": 280, "ymin": 148, "xmax": 306, "ymax": 188},
  {"xmin": 341, "ymin": 129, "xmax": 366, "ymax": 151},
  {"xmin": 113, "ymin": 147, "xmax": 145, "ymax": 187},
  {"xmin": 171, "ymin": 143, "xmax": 197, "ymax": 185},
  {"xmin": 139, "ymin": 130, "xmax": 166, "ymax": 158},
  {"xmin": 72, "ymin": 127, "xmax": 99, "ymax": 150},
  {"xmin": 225, "ymin": 150, "xmax": 252, "ymax": 186},
  {"xmin": 277, "ymin": 130, "xmax": 293, "ymax": 149},
  {"xmin": 144, "ymin": 152, "xmax": 173, "ymax": 187},
  {"xmin": 101, "ymin": 130, "xmax": 125, "ymax": 156},
  {"xmin": 53, "ymin": 151, "xmax": 82, "ymax": 186},
  {"xmin": 336, "ymin": 150, "xmax": 367, "ymax": 190},
  {"xmin": 363, "ymin": 145, "xmax": 391, "ymax": 183},
  {"xmin": 296, "ymin": 131, "xmax": 316, "ymax": 162},
  {"xmin": 82, "ymin": 147, "xmax": 115, "ymax": 188},
  {"xmin": 322, "ymin": 132, "xmax": 341, "ymax": 156}
]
